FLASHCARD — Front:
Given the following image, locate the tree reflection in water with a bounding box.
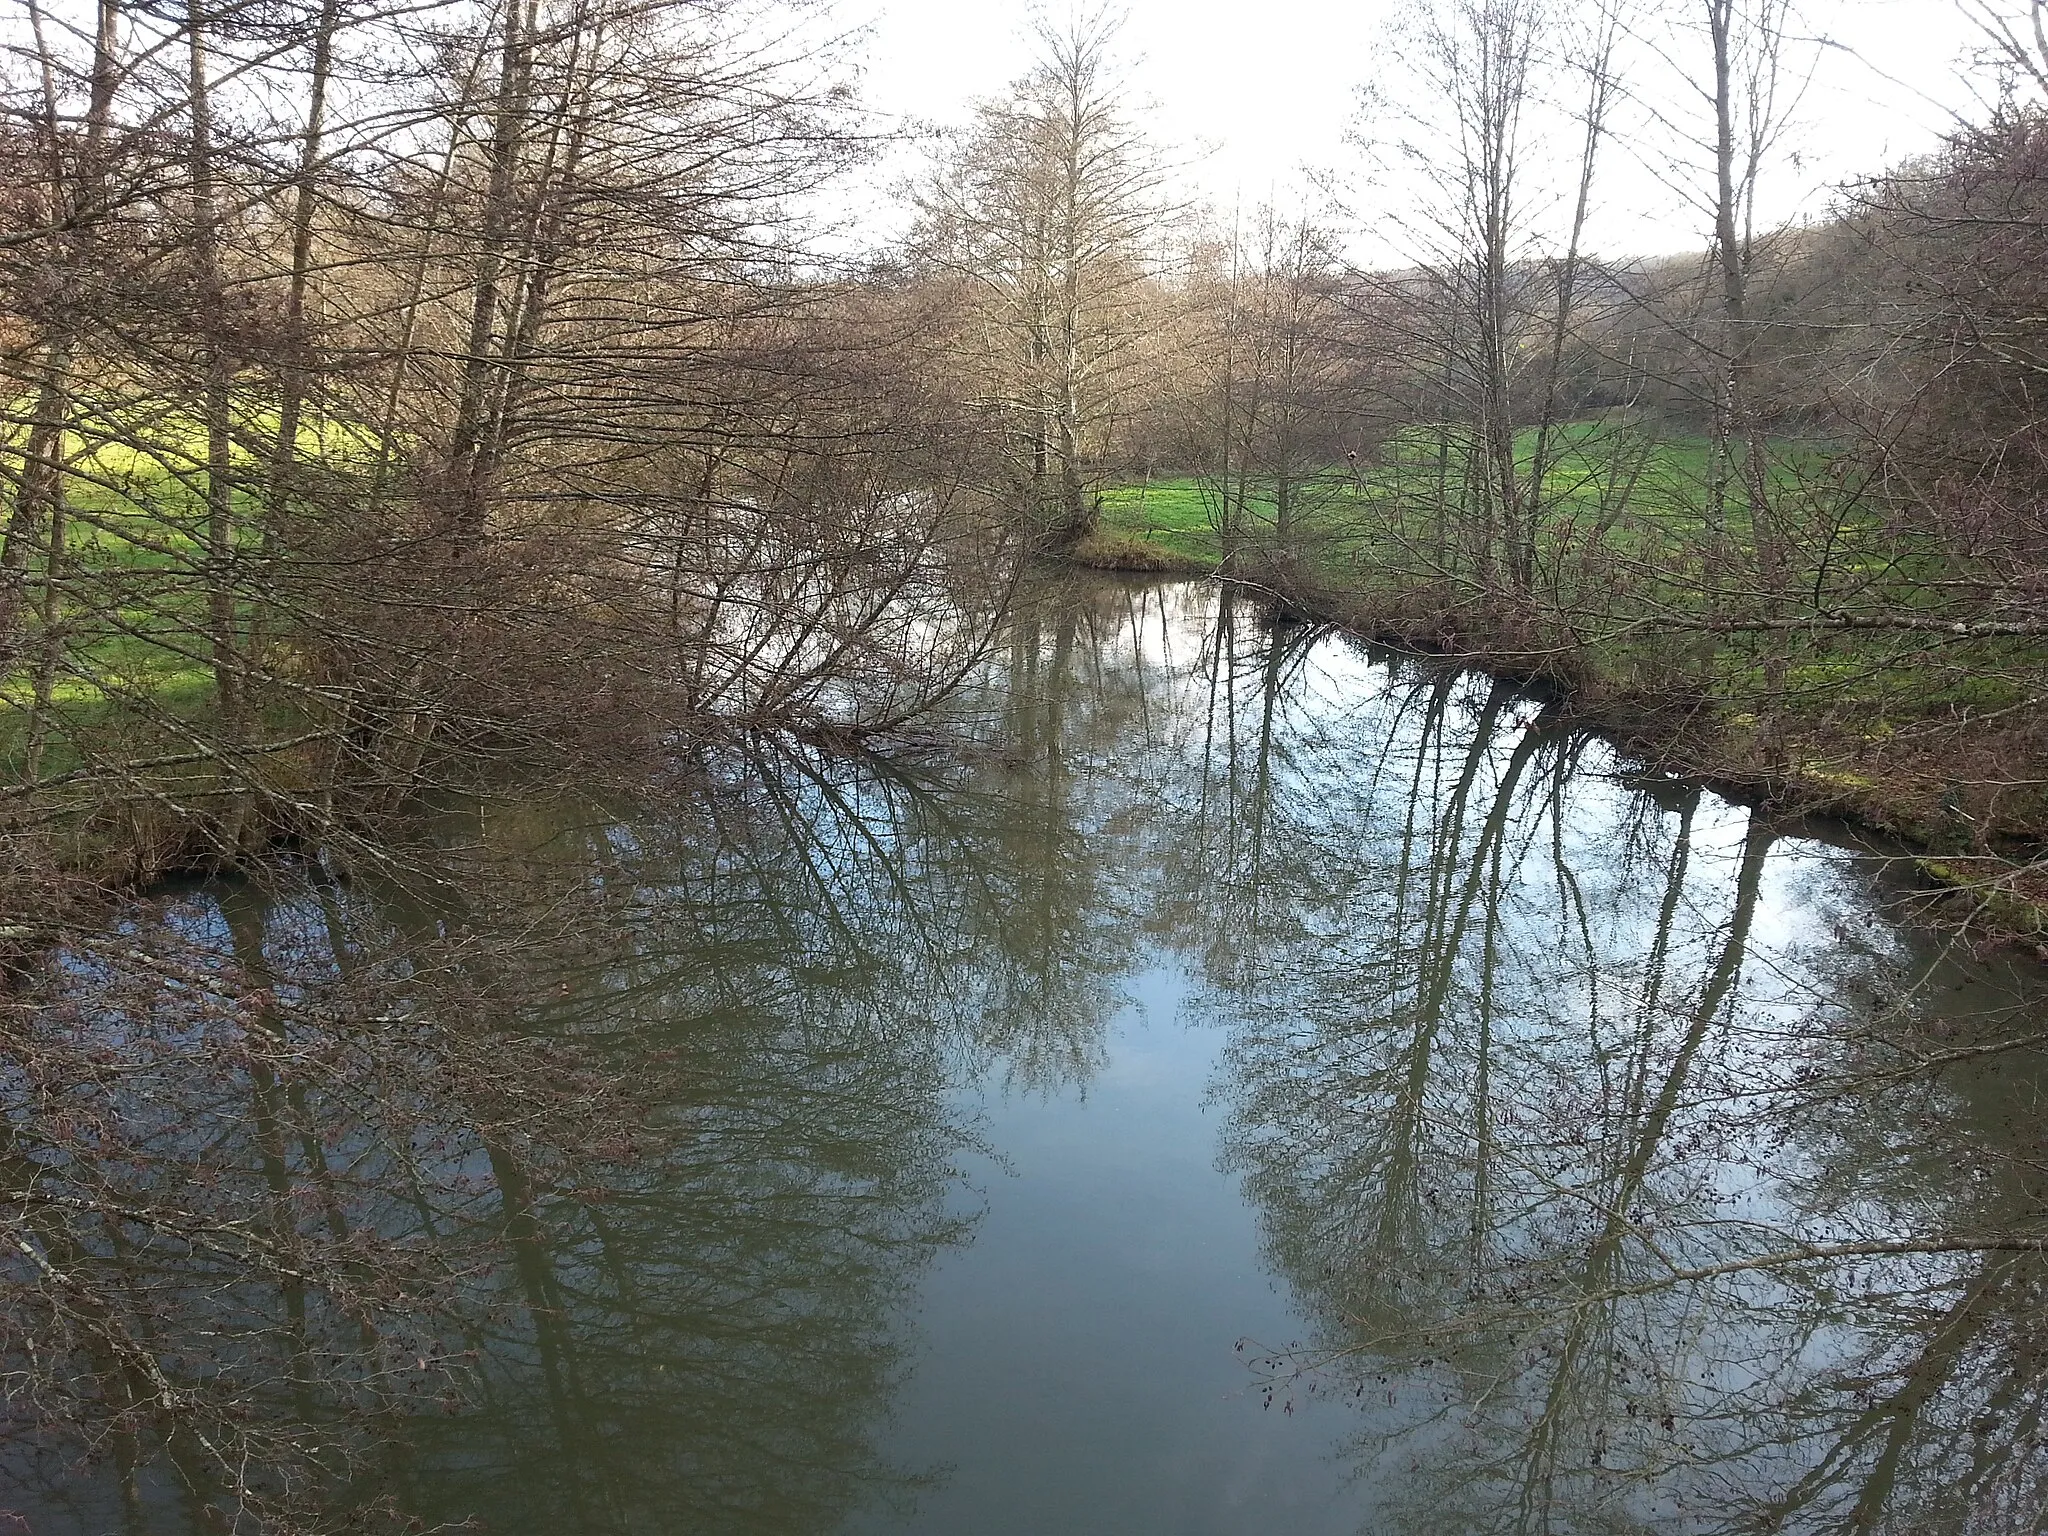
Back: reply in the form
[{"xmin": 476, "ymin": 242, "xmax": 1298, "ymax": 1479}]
[
  {"xmin": 7, "ymin": 576, "xmax": 2048, "ymax": 1536},
  {"xmin": 0, "ymin": 715, "xmax": 1144, "ymax": 1534},
  {"xmin": 1185, "ymin": 592, "xmax": 2048, "ymax": 1536}
]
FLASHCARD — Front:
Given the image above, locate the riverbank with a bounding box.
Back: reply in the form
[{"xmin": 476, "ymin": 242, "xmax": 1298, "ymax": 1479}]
[
  {"xmin": 1065, "ymin": 521, "xmax": 2048, "ymax": 955},
  {"xmin": 19, "ymin": 570, "xmax": 2042, "ymax": 1534}
]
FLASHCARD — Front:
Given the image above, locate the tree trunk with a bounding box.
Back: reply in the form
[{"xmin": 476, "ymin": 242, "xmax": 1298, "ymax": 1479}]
[
  {"xmin": 186, "ymin": 0, "xmax": 242, "ymax": 736},
  {"xmin": 446, "ymin": 0, "xmax": 539, "ymax": 541}
]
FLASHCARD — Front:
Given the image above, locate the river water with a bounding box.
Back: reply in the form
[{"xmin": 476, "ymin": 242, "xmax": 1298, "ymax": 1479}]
[{"xmin": 8, "ymin": 576, "xmax": 2047, "ymax": 1535}]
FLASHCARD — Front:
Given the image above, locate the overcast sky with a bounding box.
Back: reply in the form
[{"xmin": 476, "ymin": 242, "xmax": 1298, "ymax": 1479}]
[{"xmin": 839, "ymin": 0, "xmax": 1997, "ymax": 257}]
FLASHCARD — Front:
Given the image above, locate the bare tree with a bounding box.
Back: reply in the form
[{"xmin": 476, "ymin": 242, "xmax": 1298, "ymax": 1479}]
[
  {"xmin": 1187, "ymin": 204, "xmax": 1361, "ymax": 572},
  {"xmin": 1959, "ymin": 0, "xmax": 2048, "ymax": 96},
  {"xmin": 916, "ymin": 8, "xmax": 1170, "ymax": 542},
  {"xmin": 1693, "ymin": 0, "xmax": 1802, "ymax": 590},
  {"xmin": 0, "ymin": 0, "xmax": 1027, "ymax": 919},
  {"xmin": 1351, "ymin": 0, "xmax": 1630, "ymax": 601}
]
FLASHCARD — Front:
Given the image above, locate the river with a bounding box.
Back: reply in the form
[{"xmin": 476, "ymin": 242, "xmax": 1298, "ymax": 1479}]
[{"xmin": 6, "ymin": 575, "xmax": 2045, "ymax": 1535}]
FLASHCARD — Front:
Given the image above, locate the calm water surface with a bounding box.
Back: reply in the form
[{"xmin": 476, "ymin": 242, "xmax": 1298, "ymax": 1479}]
[{"xmin": 11, "ymin": 576, "xmax": 2048, "ymax": 1535}]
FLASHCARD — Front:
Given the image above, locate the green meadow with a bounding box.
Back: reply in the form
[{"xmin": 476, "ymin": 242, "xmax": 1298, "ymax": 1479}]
[
  {"xmin": 0, "ymin": 407, "xmax": 375, "ymax": 767},
  {"xmin": 6, "ymin": 412, "xmax": 2029, "ymax": 783},
  {"xmin": 1092, "ymin": 424, "xmax": 1825, "ymax": 573},
  {"xmin": 1087, "ymin": 424, "xmax": 2036, "ymax": 752}
]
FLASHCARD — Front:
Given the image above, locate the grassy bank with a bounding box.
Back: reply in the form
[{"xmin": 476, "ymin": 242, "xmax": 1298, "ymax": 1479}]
[
  {"xmin": 1, "ymin": 407, "xmax": 373, "ymax": 723},
  {"xmin": 0, "ymin": 410, "xmax": 387, "ymax": 943},
  {"xmin": 1083, "ymin": 427, "xmax": 2048, "ymax": 950}
]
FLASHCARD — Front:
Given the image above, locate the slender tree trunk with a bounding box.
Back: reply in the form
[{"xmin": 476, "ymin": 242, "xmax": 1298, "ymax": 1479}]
[
  {"xmin": 1053, "ymin": 69, "xmax": 1091, "ymax": 539},
  {"xmin": 366, "ymin": 29, "xmax": 494, "ymax": 518},
  {"xmin": 1524, "ymin": 4, "xmax": 1617, "ymax": 602},
  {"xmin": 1706, "ymin": 0, "xmax": 1745, "ymax": 571},
  {"xmin": 1217, "ymin": 233, "xmax": 1240, "ymax": 570},
  {"xmin": 1029, "ymin": 208, "xmax": 1051, "ymax": 502},
  {"xmin": 8, "ymin": 0, "xmax": 115, "ymax": 752},
  {"xmin": 1273, "ymin": 275, "xmax": 1301, "ymax": 553},
  {"xmin": 447, "ymin": 0, "xmax": 538, "ymax": 540},
  {"xmin": 265, "ymin": 0, "xmax": 344, "ymax": 527},
  {"xmin": 1477, "ymin": 9, "xmax": 1528, "ymax": 596},
  {"xmin": 25, "ymin": 483, "xmax": 66, "ymax": 779},
  {"xmin": 251, "ymin": 0, "xmax": 344, "ymax": 695},
  {"xmin": 1706, "ymin": 0, "xmax": 1789, "ymax": 699},
  {"xmin": 186, "ymin": 0, "xmax": 241, "ymax": 738},
  {"xmin": 5, "ymin": 351, "xmax": 70, "ymax": 709},
  {"xmin": 489, "ymin": 3, "xmax": 600, "ymax": 470}
]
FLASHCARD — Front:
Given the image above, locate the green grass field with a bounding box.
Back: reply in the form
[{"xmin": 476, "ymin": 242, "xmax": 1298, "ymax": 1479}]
[
  {"xmin": 1093, "ymin": 424, "xmax": 1830, "ymax": 572},
  {"xmin": 0, "ymin": 406, "xmax": 374, "ymax": 770},
  {"xmin": 1087, "ymin": 423, "xmax": 2039, "ymax": 763}
]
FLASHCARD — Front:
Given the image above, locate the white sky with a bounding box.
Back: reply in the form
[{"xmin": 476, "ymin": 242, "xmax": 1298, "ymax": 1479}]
[{"xmin": 839, "ymin": 0, "xmax": 1998, "ymax": 258}]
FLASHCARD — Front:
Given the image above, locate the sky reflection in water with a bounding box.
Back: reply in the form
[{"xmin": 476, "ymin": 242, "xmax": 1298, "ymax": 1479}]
[{"xmin": 9, "ymin": 576, "xmax": 2046, "ymax": 1536}]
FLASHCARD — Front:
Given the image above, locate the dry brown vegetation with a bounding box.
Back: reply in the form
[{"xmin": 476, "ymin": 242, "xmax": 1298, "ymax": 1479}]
[{"xmin": 0, "ymin": 0, "xmax": 1028, "ymax": 942}]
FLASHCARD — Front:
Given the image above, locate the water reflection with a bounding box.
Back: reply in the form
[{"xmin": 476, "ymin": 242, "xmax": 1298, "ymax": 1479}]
[
  {"xmin": 1181, "ymin": 598, "xmax": 2048, "ymax": 1535},
  {"xmin": 5, "ymin": 576, "xmax": 2047, "ymax": 1536},
  {"xmin": 387, "ymin": 786, "xmax": 976, "ymax": 1535},
  {"xmin": 0, "ymin": 731, "xmax": 1141, "ymax": 1534}
]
